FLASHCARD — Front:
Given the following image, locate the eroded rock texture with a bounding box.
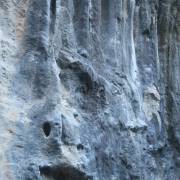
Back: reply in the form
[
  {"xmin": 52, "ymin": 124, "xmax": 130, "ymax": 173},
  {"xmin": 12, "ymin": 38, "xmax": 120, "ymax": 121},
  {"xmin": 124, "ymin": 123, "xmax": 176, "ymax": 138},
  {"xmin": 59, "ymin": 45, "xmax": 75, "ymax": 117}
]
[{"xmin": 0, "ymin": 0, "xmax": 179, "ymax": 179}]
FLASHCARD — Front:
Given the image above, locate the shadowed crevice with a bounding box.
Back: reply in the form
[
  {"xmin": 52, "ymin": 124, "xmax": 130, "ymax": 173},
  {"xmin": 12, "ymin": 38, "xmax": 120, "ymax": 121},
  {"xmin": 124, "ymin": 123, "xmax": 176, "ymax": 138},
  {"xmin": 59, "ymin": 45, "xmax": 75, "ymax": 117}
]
[{"xmin": 39, "ymin": 165, "xmax": 92, "ymax": 180}]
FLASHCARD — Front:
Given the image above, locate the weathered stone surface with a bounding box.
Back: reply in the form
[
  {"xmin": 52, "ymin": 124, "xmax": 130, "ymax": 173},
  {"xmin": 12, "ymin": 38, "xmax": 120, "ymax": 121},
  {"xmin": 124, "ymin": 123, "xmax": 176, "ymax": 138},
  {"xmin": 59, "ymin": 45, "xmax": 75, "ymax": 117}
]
[{"xmin": 0, "ymin": 0, "xmax": 179, "ymax": 179}]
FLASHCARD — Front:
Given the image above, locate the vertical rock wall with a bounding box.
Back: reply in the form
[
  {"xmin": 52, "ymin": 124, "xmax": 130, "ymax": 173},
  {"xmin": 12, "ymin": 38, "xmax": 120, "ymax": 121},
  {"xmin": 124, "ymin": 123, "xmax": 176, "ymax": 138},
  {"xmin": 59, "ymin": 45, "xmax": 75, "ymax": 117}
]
[{"xmin": 0, "ymin": 0, "xmax": 179, "ymax": 179}]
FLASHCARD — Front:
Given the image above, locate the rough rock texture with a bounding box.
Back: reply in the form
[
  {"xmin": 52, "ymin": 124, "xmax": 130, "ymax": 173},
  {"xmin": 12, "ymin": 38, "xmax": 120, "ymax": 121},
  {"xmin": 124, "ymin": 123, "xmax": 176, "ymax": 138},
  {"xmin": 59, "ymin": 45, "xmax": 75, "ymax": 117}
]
[{"xmin": 0, "ymin": 0, "xmax": 179, "ymax": 179}]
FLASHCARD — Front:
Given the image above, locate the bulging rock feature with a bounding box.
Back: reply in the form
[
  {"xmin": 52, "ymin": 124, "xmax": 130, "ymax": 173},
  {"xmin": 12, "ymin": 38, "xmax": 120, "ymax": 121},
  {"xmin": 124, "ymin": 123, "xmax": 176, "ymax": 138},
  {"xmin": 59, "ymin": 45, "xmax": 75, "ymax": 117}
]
[{"xmin": 0, "ymin": 0, "xmax": 179, "ymax": 179}]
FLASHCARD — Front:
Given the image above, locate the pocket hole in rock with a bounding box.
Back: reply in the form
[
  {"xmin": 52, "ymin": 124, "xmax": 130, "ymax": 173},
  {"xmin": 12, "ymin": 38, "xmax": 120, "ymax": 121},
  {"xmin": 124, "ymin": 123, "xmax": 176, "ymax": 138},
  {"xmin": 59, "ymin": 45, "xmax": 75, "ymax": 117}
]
[
  {"xmin": 43, "ymin": 122, "xmax": 51, "ymax": 137},
  {"xmin": 77, "ymin": 144, "xmax": 84, "ymax": 150}
]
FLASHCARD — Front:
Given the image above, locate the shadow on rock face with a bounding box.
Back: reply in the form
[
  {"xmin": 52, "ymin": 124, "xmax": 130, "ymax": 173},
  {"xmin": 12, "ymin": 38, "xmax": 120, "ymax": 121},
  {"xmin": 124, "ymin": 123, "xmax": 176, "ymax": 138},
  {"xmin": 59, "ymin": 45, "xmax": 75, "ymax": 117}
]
[{"xmin": 39, "ymin": 165, "xmax": 92, "ymax": 180}]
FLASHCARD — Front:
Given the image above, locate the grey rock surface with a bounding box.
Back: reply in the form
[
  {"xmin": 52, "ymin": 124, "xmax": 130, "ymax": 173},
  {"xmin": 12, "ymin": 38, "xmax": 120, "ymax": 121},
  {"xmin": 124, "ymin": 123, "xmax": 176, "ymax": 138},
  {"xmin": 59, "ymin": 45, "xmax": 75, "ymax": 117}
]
[{"xmin": 0, "ymin": 0, "xmax": 179, "ymax": 179}]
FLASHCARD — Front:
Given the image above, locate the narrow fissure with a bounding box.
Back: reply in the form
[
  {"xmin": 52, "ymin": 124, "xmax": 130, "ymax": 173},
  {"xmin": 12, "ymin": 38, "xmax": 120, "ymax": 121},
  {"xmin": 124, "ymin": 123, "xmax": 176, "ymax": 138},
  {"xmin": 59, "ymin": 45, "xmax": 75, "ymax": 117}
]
[{"xmin": 50, "ymin": 0, "xmax": 56, "ymax": 33}]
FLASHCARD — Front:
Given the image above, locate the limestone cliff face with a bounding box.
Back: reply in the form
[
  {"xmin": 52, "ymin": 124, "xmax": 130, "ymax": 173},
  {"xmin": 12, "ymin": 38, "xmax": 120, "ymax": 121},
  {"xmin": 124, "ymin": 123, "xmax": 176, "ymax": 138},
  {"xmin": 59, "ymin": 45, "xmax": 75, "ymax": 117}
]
[{"xmin": 0, "ymin": 0, "xmax": 179, "ymax": 179}]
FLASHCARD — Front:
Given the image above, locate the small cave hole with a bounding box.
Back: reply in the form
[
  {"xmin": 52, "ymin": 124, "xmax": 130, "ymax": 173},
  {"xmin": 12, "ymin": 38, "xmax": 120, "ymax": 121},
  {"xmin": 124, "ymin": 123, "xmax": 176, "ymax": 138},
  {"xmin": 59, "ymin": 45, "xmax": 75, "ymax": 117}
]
[
  {"xmin": 77, "ymin": 144, "xmax": 84, "ymax": 150},
  {"xmin": 42, "ymin": 122, "xmax": 51, "ymax": 137},
  {"xmin": 142, "ymin": 29, "xmax": 151, "ymax": 37}
]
